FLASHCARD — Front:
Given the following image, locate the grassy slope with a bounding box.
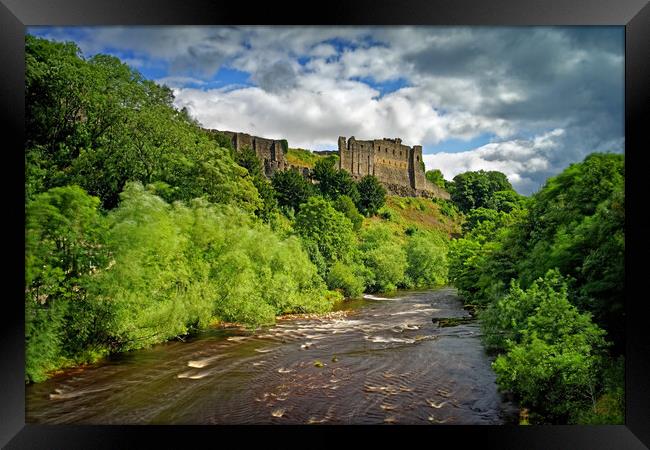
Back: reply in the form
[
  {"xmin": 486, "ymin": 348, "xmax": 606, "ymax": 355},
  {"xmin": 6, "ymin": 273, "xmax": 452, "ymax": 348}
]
[
  {"xmin": 365, "ymin": 195, "xmax": 462, "ymax": 239},
  {"xmin": 286, "ymin": 148, "xmax": 333, "ymax": 168}
]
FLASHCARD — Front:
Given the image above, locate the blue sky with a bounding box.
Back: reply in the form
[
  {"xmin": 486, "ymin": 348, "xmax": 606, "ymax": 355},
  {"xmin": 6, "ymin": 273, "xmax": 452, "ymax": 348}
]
[{"xmin": 27, "ymin": 26, "xmax": 624, "ymax": 194}]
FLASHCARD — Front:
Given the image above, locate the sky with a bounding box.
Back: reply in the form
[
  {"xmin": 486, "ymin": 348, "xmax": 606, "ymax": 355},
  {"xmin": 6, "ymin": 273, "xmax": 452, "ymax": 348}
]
[{"xmin": 28, "ymin": 26, "xmax": 624, "ymax": 195}]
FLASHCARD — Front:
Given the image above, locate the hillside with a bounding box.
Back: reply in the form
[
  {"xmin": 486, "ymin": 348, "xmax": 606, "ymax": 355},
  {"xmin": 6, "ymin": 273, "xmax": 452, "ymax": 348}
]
[
  {"xmin": 365, "ymin": 195, "xmax": 462, "ymax": 239},
  {"xmin": 285, "ymin": 148, "xmax": 329, "ymax": 168}
]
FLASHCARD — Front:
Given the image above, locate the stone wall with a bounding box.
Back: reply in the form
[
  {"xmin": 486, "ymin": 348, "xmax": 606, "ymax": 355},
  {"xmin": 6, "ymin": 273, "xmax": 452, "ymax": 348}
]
[
  {"xmin": 208, "ymin": 128, "xmax": 449, "ymax": 200},
  {"xmin": 217, "ymin": 130, "xmax": 287, "ymax": 177},
  {"xmin": 338, "ymin": 136, "xmax": 449, "ymax": 199}
]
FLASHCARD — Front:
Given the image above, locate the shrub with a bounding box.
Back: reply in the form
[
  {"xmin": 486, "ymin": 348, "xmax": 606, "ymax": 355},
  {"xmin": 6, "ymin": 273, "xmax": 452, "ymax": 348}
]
[
  {"xmin": 326, "ymin": 261, "xmax": 365, "ymax": 298},
  {"xmin": 405, "ymin": 232, "xmax": 448, "ymax": 288}
]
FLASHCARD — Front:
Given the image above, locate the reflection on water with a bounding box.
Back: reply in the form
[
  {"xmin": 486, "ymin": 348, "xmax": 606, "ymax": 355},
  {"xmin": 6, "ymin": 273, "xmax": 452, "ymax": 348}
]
[{"xmin": 26, "ymin": 288, "xmax": 518, "ymax": 424}]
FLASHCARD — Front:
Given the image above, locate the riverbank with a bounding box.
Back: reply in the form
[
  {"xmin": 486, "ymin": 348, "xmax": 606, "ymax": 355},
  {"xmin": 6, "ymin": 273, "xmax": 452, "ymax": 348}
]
[{"xmin": 27, "ymin": 288, "xmax": 518, "ymax": 425}]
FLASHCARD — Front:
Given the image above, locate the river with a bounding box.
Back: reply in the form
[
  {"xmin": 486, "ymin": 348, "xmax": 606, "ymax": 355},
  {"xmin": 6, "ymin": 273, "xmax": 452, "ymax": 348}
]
[{"xmin": 25, "ymin": 287, "xmax": 519, "ymax": 425}]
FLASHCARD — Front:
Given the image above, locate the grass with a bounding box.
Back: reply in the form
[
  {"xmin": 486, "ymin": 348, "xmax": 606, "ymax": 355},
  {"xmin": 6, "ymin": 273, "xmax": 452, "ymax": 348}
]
[
  {"xmin": 365, "ymin": 195, "xmax": 462, "ymax": 239},
  {"xmin": 286, "ymin": 148, "xmax": 333, "ymax": 168}
]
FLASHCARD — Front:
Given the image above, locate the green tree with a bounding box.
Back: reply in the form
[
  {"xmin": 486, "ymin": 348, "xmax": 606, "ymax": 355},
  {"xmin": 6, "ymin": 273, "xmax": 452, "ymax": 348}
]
[
  {"xmin": 326, "ymin": 261, "xmax": 365, "ymax": 298},
  {"xmin": 405, "ymin": 231, "xmax": 448, "ymax": 288},
  {"xmin": 294, "ymin": 196, "xmax": 356, "ymax": 265},
  {"xmin": 356, "ymin": 175, "xmax": 386, "ymax": 217},
  {"xmin": 25, "ymin": 185, "xmax": 108, "ymax": 382},
  {"xmin": 359, "ymin": 225, "xmax": 407, "ymax": 292},
  {"xmin": 425, "ymin": 169, "xmax": 446, "ymax": 188},
  {"xmin": 313, "ymin": 157, "xmax": 359, "ymax": 202},
  {"xmin": 491, "ymin": 271, "xmax": 609, "ymax": 423},
  {"xmin": 450, "ymin": 170, "xmax": 514, "ymax": 213},
  {"xmin": 271, "ymin": 168, "xmax": 314, "ymax": 213},
  {"xmin": 333, "ymin": 195, "xmax": 364, "ymax": 231},
  {"xmin": 26, "ymin": 34, "xmax": 260, "ymax": 211}
]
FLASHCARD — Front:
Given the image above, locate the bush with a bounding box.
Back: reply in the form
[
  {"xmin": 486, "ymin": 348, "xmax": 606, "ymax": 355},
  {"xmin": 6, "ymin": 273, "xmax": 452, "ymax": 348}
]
[
  {"xmin": 490, "ymin": 270, "xmax": 609, "ymax": 423},
  {"xmin": 356, "ymin": 175, "xmax": 386, "ymax": 217},
  {"xmin": 294, "ymin": 196, "xmax": 356, "ymax": 264},
  {"xmin": 271, "ymin": 168, "xmax": 314, "ymax": 213},
  {"xmin": 333, "ymin": 195, "xmax": 364, "ymax": 231},
  {"xmin": 405, "ymin": 232, "xmax": 448, "ymax": 288},
  {"xmin": 326, "ymin": 261, "xmax": 365, "ymax": 298},
  {"xmin": 359, "ymin": 225, "xmax": 406, "ymax": 292}
]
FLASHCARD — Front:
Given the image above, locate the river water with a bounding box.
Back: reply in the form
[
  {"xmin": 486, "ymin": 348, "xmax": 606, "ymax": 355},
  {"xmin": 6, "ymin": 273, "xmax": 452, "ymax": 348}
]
[{"xmin": 26, "ymin": 288, "xmax": 518, "ymax": 425}]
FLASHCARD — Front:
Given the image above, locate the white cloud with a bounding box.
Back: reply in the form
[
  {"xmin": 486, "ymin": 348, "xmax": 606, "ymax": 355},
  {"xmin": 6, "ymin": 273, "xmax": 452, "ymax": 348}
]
[
  {"xmin": 31, "ymin": 26, "xmax": 624, "ymax": 195},
  {"xmin": 423, "ymin": 129, "xmax": 566, "ymax": 194}
]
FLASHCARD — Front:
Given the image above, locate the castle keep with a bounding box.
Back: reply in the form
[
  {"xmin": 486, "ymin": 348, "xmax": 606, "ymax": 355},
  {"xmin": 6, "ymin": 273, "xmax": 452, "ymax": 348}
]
[
  {"xmin": 218, "ymin": 130, "xmax": 287, "ymax": 177},
  {"xmin": 338, "ymin": 136, "xmax": 448, "ymax": 199}
]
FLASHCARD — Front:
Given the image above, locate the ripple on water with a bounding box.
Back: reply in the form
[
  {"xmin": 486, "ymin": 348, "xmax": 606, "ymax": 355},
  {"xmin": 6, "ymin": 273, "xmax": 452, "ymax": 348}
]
[{"xmin": 27, "ymin": 289, "xmax": 516, "ymax": 425}]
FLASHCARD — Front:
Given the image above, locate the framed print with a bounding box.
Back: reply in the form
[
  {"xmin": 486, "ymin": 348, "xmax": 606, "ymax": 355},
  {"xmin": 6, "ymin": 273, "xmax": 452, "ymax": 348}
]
[{"xmin": 2, "ymin": 0, "xmax": 649, "ymax": 448}]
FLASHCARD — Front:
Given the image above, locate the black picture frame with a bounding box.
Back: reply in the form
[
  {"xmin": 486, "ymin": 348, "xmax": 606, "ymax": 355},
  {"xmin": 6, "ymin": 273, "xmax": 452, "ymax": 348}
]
[{"xmin": 1, "ymin": 0, "xmax": 648, "ymax": 448}]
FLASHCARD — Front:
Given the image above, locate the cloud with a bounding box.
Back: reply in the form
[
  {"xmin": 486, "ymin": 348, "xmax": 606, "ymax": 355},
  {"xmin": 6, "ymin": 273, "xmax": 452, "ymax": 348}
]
[
  {"xmin": 422, "ymin": 128, "xmax": 624, "ymax": 195},
  {"xmin": 422, "ymin": 130, "xmax": 566, "ymax": 194},
  {"xmin": 29, "ymin": 26, "xmax": 624, "ymax": 196}
]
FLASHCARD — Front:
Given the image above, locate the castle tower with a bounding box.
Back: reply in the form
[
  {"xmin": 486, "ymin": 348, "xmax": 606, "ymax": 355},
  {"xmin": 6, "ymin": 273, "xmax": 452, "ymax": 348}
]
[
  {"xmin": 338, "ymin": 136, "xmax": 348, "ymax": 171},
  {"xmin": 411, "ymin": 145, "xmax": 427, "ymax": 190}
]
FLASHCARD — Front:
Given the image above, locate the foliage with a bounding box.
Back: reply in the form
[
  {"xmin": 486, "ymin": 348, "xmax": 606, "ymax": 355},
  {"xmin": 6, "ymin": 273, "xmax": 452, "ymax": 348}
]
[
  {"xmin": 93, "ymin": 184, "xmax": 335, "ymax": 339},
  {"xmin": 356, "ymin": 175, "xmax": 387, "ymax": 217},
  {"xmin": 205, "ymin": 130, "xmax": 234, "ymax": 150},
  {"xmin": 491, "ymin": 270, "xmax": 609, "ymax": 423},
  {"xmin": 333, "ymin": 195, "xmax": 364, "ymax": 231},
  {"xmin": 326, "ymin": 261, "xmax": 365, "ymax": 298},
  {"xmin": 234, "ymin": 147, "xmax": 263, "ymax": 178},
  {"xmin": 271, "ymin": 168, "xmax": 315, "ymax": 213},
  {"xmin": 405, "ymin": 231, "xmax": 448, "ymax": 288},
  {"xmin": 25, "ymin": 185, "xmax": 108, "ymax": 382},
  {"xmin": 25, "ymin": 183, "xmax": 336, "ymax": 381},
  {"xmin": 294, "ymin": 196, "xmax": 356, "ymax": 265},
  {"xmin": 232, "ymin": 147, "xmax": 279, "ymax": 222},
  {"xmin": 448, "ymin": 170, "xmax": 514, "ymax": 213},
  {"xmin": 25, "ymin": 34, "xmax": 259, "ymax": 211},
  {"xmin": 358, "ymin": 225, "xmax": 407, "ymax": 292},
  {"xmin": 425, "ymin": 169, "xmax": 446, "ymax": 188},
  {"xmin": 312, "ymin": 157, "xmax": 359, "ymax": 203}
]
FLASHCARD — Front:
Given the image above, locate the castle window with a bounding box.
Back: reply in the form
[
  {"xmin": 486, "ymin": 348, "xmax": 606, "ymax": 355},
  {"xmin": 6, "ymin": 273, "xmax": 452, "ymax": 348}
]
[
  {"xmin": 417, "ymin": 155, "xmax": 419, "ymax": 161},
  {"xmin": 393, "ymin": 149, "xmax": 395, "ymax": 156}
]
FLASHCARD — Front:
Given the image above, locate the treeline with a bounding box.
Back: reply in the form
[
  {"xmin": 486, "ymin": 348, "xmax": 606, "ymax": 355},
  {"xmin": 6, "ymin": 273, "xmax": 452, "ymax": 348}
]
[
  {"xmin": 446, "ymin": 157, "xmax": 625, "ymax": 424},
  {"xmin": 24, "ymin": 35, "xmax": 450, "ymax": 383}
]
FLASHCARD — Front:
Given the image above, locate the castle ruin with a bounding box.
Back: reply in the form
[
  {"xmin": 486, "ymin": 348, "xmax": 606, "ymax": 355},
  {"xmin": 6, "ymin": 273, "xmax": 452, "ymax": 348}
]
[
  {"xmin": 207, "ymin": 129, "xmax": 448, "ymax": 200},
  {"xmin": 338, "ymin": 136, "xmax": 448, "ymax": 199},
  {"xmin": 217, "ymin": 130, "xmax": 287, "ymax": 177}
]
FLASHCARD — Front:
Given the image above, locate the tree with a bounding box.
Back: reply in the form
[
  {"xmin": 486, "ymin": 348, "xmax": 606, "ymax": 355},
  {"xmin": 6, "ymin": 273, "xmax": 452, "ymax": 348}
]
[
  {"xmin": 234, "ymin": 147, "xmax": 263, "ymax": 178},
  {"xmin": 25, "ymin": 185, "xmax": 108, "ymax": 382},
  {"xmin": 450, "ymin": 170, "xmax": 514, "ymax": 213},
  {"xmin": 25, "ymin": 34, "xmax": 260, "ymax": 211},
  {"xmin": 294, "ymin": 196, "xmax": 356, "ymax": 264},
  {"xmin": 358, "ymin": 225, "xmax": 407, "ymax": 292},
  {"xmin": 326, "ymin": 261, "xmax": 365, "ymax": 298},
  {"xmin": 313, "ymin": 157, "xmax": 359, "ymax": 202},
  {"xmin": 405, "ymin": 231, "xmax": 448, "ymax": 288},
  {"xmin": 490, "ymin": 270, "xmax": 609, "ymax": 423},
  {"xmin": 271, "ymin": 168, "xmax": 314, "ymax": 213},
  {"xmin": 425, "ymin": 169, "xmax": 446, "ymax": 188},
  {"xmin": 356, "ymin": 175, "xmax": 386, "ymax": 217},
  {"xmin": 333, "ymin": 195, "xmax": 364, "ymax": 231}
]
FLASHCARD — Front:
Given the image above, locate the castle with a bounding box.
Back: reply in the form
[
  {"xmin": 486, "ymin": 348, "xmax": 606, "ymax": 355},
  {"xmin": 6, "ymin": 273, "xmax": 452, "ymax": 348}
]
[
  {"xmin": 217, "ymin": 130, "xmax": 287, "ymax": 177},
  {"xmin": 338, "ymin": 136, "xmax": 447, "ymax": 199},
  {"xmin": 209, "ymin": 129, "xmax": 448, "ymax": 200}
]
